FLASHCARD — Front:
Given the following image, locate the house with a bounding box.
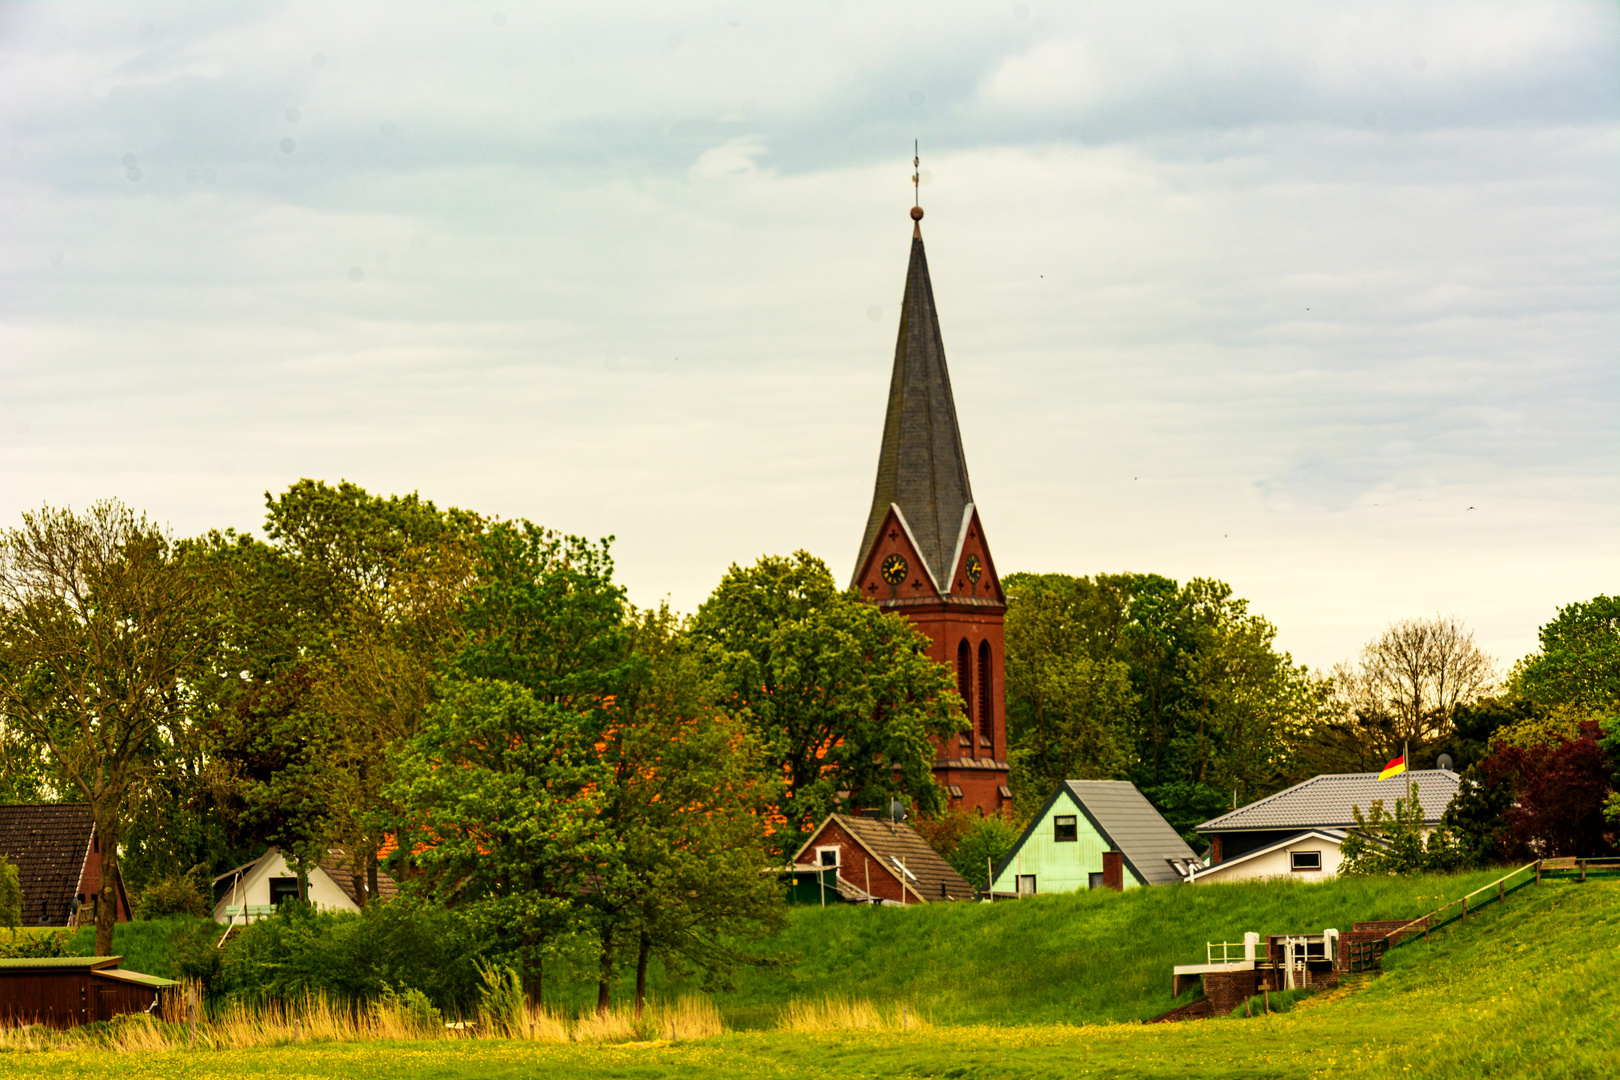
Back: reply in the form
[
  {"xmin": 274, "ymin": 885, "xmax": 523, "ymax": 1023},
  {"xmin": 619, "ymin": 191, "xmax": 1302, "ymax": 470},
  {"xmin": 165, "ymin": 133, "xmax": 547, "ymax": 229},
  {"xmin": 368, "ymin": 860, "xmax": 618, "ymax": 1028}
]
[
  {"xmin": 211, "ymin": 846, "xmax": 399, "ymax": 924},
  {"xmin": 0, "ymin": 956, "xmax": 175, "ymax": 1028},
  {"xmin": 0, "ymin": 803, "xmax": 129, "ymax": 927},
  {"xmin": 1188, "ymin": 769, "xmax": 1461, "ymax": 883},
  {"xmin": 791, "ymin": 814, "xmax": 975, "ymax": 904},
  {"xmin": 989, "ymin": 781, "xmax": 1197, "ymax": 895}
]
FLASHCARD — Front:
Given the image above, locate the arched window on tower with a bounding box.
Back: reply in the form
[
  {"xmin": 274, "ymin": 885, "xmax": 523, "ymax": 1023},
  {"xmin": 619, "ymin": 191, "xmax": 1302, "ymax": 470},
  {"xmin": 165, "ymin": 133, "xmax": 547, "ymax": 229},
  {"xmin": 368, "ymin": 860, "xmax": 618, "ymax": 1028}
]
[
  {"xmin": 978, "ymin": 640, "xmax": 993, "ymax": 746},
  {"xmin": 956, "ymin": 639, "xmax": 973, "ymax": 745}
]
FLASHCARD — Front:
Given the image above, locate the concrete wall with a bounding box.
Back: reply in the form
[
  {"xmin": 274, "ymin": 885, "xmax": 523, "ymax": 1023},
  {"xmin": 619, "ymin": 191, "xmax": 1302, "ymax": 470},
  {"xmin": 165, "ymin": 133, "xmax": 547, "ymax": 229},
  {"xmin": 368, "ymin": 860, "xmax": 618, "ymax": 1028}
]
[
  {"xmin": 990, "ymin": 792, "xmax": 1142, "ymax": 895},
  {"xmin": 1196, "ymin": 835, "xmax": 1344, "ymax": 883}
]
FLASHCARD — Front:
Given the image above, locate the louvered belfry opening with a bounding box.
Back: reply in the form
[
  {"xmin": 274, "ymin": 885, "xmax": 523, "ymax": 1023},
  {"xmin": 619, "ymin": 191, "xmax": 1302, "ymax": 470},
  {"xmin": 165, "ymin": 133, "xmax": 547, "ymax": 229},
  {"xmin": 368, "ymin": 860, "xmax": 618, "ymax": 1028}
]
[{"xmin": 978, "ymin": 639, "xmax": 993, "ymax": 745}]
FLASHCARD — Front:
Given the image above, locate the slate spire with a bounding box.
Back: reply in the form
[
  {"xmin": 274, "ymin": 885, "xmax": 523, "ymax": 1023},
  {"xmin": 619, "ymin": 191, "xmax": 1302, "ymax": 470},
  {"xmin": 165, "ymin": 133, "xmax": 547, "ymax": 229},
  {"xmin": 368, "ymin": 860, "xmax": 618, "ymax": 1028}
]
[{"xmin": 853, "ymin": 207, "xmax": 975, "ymax": 589}]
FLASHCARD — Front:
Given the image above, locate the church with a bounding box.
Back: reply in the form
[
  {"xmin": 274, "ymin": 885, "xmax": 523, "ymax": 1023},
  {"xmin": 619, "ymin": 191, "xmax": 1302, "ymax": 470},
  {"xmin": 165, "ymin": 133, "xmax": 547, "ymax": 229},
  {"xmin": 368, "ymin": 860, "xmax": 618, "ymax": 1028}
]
[{"xmin": 849, "ymin": 202, "xmax": 1011, "ymax": 818}]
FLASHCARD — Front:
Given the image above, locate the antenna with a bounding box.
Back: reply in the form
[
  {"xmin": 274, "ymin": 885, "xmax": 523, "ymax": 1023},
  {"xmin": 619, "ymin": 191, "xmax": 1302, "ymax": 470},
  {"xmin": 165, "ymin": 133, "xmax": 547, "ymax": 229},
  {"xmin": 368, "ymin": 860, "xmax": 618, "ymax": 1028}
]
[{"xmin": 913, "ymin": 139, "xmax": 919, "ymax": 206}]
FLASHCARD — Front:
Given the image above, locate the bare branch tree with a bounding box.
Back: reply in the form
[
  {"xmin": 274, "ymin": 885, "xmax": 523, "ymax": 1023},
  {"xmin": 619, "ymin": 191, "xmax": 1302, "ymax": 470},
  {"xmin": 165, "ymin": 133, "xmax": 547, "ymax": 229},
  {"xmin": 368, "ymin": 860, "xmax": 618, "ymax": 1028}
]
[{"xmin": 1335, "ymin": 615, "xmax": 1496, "ymax": 750}]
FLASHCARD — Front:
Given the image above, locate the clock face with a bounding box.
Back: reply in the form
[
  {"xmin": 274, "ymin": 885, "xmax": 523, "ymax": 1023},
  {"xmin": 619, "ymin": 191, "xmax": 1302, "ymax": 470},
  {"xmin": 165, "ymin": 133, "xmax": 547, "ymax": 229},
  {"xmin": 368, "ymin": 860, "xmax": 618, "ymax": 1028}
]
[
  {"xmin": 965, "ymin": 554, "xmax": 983, "ymax": 583},
  {"xmin": 880, "ymin": 553, "xmax": 909, "ymax": 586}
]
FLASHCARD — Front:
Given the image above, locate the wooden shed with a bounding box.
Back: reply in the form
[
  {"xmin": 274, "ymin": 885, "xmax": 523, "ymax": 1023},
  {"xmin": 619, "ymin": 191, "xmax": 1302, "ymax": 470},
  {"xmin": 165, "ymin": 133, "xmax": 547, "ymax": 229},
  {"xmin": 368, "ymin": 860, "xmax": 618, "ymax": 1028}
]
[{"xmin": 0, "ymin": 956, "xmax": 175, "ymax": 1028}]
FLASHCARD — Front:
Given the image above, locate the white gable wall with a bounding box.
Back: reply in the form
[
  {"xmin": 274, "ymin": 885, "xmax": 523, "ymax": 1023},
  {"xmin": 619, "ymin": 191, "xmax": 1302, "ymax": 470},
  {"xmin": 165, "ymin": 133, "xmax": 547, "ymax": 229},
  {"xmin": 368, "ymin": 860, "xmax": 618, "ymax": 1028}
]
[
  {"xmin": 212, "ymin": 848, "xmax": 361, "ymax": 922},
  {"xmin": 1194, "ymin": 835, "xmax": 1345, "ymax": 883}
]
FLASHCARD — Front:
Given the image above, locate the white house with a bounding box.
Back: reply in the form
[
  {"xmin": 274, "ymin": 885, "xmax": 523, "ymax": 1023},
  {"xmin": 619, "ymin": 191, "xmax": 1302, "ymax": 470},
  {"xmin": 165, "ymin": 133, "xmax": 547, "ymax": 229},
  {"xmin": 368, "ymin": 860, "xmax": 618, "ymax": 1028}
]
[
  {"xmin": 1189, "ymin": 769, "xmax": 1461, "ymax": 884},
  {"xmin": 210, "ymin": 847, "xmax": 398, "ymax": 925}
]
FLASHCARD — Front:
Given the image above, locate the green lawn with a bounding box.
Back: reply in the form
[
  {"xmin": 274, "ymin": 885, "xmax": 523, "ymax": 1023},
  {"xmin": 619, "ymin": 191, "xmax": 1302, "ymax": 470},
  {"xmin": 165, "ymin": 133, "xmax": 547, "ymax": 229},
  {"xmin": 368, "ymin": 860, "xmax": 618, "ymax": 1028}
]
[
  {"xmin": 565, "ymin": 867, "xmax": 1515, "ymax": 1027},
  {"xmin": 4, "ymin": 872, "xmax": 1613, "ymax": 1079}
]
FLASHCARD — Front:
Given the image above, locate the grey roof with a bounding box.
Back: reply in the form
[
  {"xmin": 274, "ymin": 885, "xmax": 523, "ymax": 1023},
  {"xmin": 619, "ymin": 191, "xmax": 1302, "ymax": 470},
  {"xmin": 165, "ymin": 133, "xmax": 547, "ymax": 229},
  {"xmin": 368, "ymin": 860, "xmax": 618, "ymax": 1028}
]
[
  {"xmin": 1062, "ymin": 781, "xmax": 1198, "ymax": 887},
  {"xmin": 1196, "ymin": 770, "xmax": 1461, "ymax": 833},
  {"xmin": 852, "ymin": 222, "xmax": 974, "ymax": 589}
]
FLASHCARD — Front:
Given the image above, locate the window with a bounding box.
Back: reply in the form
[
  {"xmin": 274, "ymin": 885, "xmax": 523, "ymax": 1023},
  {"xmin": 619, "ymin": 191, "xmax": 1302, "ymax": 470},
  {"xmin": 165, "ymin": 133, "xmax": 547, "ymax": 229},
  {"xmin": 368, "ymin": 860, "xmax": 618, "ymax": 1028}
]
[
  {"xmin": 1291, "ymin": 851, "xmax": 1322, "ymax": 872},
  {"xmin": 957, "ymin": 639, "xmax": 974, "ymax": 745},
  {"xmin": 977, "ymin": 640, "xmax": 993, "ymax": 744},
  {"xmin": 948, "ymin": 785, "xmax": 964, "ymax": 798},
  {"xmin": 1016, "ymin": 875, "xmax": 1037, "ymax": 895},
  {"xmin": 1088, "ymin": 872, "xmax": 1105, "ymax": 890},
  {"xmin": 1053, "ymin": 815, "xmax": 1078, "ymax": 842},
  {"xmin": 816, "ymin": 847, "xmax": 840, "ymax": 868},
  {"xmin": 268, "ymin": 877, "xmax": 301, "ymax": 906}
]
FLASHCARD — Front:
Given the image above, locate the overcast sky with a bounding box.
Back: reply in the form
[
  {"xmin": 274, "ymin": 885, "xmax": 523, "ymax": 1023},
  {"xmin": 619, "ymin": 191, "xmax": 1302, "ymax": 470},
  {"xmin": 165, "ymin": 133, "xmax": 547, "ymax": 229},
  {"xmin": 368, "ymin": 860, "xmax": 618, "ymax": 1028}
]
[{"xmin": 2, "ymin": 1, "xmax": 1616, "ymax": 673}]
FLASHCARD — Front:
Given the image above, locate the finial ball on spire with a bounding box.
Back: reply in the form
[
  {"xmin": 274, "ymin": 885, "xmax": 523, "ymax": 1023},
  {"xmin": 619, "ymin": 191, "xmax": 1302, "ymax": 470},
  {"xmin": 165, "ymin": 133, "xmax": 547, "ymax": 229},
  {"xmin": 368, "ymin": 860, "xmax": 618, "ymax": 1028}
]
[{"xmin": 910, "ymin": 205, "xmax": 924, "ymax": 221}]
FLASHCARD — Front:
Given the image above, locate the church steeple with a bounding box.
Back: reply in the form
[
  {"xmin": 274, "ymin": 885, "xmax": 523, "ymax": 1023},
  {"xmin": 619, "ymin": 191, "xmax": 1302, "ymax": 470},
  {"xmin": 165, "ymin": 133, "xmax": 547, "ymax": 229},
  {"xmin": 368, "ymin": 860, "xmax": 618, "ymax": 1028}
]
[{"xmin": 851, "ymin": 207, "xmax": 976, "ymax": 590}]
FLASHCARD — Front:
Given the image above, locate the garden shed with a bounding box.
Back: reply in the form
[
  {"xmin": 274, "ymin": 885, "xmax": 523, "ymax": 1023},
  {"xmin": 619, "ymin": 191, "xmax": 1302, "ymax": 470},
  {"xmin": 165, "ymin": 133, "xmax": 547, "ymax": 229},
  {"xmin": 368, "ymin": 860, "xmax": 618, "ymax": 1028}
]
[
  {"xmin": 0, "ymin": 956, "xmax": 175, "ymax": 1028},
  {"xmin": 989, "ymin": 781, "xmax": 1196, "ymax": 896}
]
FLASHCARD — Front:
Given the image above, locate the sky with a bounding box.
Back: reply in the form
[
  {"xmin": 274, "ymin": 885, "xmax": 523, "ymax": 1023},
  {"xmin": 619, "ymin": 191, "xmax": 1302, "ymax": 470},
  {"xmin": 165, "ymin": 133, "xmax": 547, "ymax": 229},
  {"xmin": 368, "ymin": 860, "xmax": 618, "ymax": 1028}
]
[{"xmin": 1, "ymin": 1, "xmax": 1616, "ymax": 674}]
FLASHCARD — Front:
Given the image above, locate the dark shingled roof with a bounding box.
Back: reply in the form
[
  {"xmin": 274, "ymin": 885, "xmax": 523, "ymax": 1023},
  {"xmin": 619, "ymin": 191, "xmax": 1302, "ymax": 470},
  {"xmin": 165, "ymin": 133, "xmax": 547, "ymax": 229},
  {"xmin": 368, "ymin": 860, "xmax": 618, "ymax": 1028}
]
[
  {"xmin": 320, "ymin": 848, "xmax": 401, "ymax": 906},
  {"xmin": 810, "ymin": 813, "xmax": 976, "ymax": 903},
  {"xmin": 0, "ymin": 803, "xmax": 94, "ymax": 925},
  {"xmin": 852, "ymin": 224, "xmax": 975, "ymax": 589},
  {"xmin": 1196, "ymin": 770, "xmax": 1461, "ymax": 832},
  {"xmin": 1062, "ymin": 781, "xmax": 1198, "ymax": 887}
]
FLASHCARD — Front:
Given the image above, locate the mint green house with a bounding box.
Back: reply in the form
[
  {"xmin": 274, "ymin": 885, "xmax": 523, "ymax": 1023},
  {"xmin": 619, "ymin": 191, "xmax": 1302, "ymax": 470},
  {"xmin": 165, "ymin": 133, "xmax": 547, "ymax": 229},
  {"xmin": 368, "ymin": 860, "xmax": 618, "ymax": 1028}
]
[{"xmin": 989, "ymin": 781, "xmax": 1196, "ymax": 896}]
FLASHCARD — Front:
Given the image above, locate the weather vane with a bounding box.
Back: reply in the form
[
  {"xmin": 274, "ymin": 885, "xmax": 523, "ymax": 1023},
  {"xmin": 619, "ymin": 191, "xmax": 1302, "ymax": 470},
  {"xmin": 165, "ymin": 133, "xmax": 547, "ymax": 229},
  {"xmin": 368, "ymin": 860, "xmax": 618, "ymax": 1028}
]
[{"xmin": 911, "ymin": 140, "xmax": 923, "ymax": 225}]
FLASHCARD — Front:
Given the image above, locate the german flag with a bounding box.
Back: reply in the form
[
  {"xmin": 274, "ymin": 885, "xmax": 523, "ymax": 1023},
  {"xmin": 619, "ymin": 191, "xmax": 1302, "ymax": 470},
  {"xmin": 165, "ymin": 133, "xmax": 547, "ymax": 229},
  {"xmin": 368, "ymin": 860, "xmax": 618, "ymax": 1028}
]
[{"xmin": 1378, "ymin": 754, "xmax": 1407, "ymax": 780}]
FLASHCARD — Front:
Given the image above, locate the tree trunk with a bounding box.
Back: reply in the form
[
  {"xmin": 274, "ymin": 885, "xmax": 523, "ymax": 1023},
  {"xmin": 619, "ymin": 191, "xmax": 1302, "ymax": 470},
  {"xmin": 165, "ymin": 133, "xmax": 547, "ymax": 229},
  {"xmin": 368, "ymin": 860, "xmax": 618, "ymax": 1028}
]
[
  {"xmin": 596, "ymin": 921, "xmax": 614, "ymax": 1016},
  {"xmin": 94, "ymin": 819, "xmax": 119, "ymax": 957},
  {"xmin": 634, "ymin": 930, "xmax": 651, "ymax": 1020},
  {"xmin": 366, "ymin": 847, "xmax": 380, "ymax": 907},
  {"xmin": 297, "ymin": 866, "xmax": 309, "ymax": 902}
]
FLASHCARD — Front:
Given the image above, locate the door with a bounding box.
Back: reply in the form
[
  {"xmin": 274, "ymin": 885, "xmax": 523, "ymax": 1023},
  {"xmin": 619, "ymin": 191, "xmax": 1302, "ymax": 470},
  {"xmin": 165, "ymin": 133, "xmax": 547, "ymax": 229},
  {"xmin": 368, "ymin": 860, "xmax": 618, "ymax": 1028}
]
[
  {"xmin": 1016, "ymin": 875, "xmax": 1037, "ymax": 896},
  {"xmin": 1101, "ymin": 851, "xmax": 1123, "ymax": 892}
]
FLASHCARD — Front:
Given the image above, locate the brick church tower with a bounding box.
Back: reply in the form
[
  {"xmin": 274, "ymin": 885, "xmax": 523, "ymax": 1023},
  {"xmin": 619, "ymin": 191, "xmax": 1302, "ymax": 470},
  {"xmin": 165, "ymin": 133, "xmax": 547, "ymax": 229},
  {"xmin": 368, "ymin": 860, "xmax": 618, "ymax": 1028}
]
[{"xmin": 849, "ymin": 204, "xmax": 1011, "ymax": 818}]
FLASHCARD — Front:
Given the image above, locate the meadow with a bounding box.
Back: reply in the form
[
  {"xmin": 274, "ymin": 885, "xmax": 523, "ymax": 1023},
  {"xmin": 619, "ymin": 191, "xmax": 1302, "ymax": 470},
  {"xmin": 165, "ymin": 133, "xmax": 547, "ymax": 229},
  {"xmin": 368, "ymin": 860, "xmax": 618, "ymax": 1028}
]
[{"xmin": 2, "ymin": 870, "xmax": 1614, "ymax": 1078}]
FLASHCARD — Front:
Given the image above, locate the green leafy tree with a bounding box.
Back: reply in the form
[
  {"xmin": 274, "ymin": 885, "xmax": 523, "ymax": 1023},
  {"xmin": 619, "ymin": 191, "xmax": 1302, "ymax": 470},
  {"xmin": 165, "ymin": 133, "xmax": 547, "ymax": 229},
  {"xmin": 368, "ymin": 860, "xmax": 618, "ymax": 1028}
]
[
  {"xmin": 1509, "ymin": 595, "xmax": 1620, "ymax": 715},
  {"xmin": 0, "ymin": 854, "xmax": 20, "ymax": 933},
  {"xmin": 590, "ymin": 606, "xmax": 788, "ymax": 1016},
  {"xmin": 1341, "ymin": 781, "xmax": 1467, "ymax": 874},
  {"xmin": 389, "ymin": 677, "xmax": 615, "ymax": 1004},
  {"xmin": 690, "ymin": 552, "xmax": 963, "ymax": 858},
  {"xmin": 0, "ymin": 501, "xmax": 206, "ymax": 954},
  {"xmin": 1001, "ymin": 572, "xmax": 1324, "ymax": 837}
]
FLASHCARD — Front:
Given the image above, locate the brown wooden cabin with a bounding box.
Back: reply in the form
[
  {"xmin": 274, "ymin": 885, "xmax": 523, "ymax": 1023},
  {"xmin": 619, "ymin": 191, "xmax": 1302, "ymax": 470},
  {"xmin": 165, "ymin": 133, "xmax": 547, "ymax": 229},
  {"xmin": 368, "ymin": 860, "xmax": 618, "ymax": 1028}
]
[{"xmin": 0, "ymin": 956, "xmax": 175, "ymax": 1029}]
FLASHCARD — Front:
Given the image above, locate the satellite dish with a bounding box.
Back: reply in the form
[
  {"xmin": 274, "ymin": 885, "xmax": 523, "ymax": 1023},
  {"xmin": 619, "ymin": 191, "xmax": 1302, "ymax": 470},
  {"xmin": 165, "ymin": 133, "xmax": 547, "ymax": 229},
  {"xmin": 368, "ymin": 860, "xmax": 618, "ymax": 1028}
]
[
  {"xmin": 1437, "ymin": 754, "xmax": 1454, "ymax": 772},
  {"xmin": 889, "ymin": 799, "xmax": 908, "ymax": 824}
]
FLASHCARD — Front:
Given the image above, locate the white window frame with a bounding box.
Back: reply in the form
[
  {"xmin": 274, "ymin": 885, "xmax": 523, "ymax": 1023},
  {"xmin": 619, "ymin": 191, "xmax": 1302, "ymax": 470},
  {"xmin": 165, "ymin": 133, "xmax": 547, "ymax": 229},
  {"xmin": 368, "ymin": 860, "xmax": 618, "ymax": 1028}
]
[
  {"xmin": 1053, "ymin": 814, "xmax": 1078, "ymax": 842},
  {"xmin": 815, "ymin": 846, "xmax": 841, "ymax": 869},
  {"xmin": 1016, "ymin": 874, "xmax": 1037, "ymax": 895}
]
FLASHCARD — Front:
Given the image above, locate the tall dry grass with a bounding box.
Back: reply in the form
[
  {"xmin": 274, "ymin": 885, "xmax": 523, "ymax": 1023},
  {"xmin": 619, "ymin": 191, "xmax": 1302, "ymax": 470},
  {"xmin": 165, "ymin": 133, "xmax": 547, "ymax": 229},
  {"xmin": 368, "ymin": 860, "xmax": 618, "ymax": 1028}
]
[
  {"xmin": 0, "ymin": 987, "xmax": 724, "ymax": 1053},
  {"xmin": 779, "ymin": 995, "xmax": 931, "ymax": 1033}
]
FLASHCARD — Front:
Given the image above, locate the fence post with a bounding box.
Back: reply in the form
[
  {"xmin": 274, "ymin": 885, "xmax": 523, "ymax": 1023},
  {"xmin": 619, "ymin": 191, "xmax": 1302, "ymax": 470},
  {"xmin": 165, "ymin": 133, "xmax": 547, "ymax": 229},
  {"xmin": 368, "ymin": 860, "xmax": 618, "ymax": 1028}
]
[
  {"xmin": 1462, "ymin": 895, "xmax": 1467, "ymax": 923},
  {"xmin": 1535, "ymin": 861, "xmax": 1541, "ymax": 886},
  {"xmin": 1498, "ymin": 880, "xmax": 1504, "ymax": 904},
  {"xmin": 188, "ymin": 984, "xmax": 197, "ymax": 1047},
  {"xmin": 1580, "ymin": 860, "xmax": 1587, "ymax": 883},
  {"xmin": 1424, "ymin": 916, "xmax": 1429, "ymax": 942}
]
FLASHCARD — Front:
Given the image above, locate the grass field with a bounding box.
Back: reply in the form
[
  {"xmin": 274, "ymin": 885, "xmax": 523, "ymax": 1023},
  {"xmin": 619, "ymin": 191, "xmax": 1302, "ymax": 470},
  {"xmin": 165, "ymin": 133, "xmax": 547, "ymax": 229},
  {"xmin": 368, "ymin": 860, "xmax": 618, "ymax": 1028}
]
[
  {"xmin": 559, "ymin": 867, "xmax": 1514, "ymax": 1026},
  {"xmin": 3, "ymin": 871, "xmax": 1614, "ymax": 1078}
]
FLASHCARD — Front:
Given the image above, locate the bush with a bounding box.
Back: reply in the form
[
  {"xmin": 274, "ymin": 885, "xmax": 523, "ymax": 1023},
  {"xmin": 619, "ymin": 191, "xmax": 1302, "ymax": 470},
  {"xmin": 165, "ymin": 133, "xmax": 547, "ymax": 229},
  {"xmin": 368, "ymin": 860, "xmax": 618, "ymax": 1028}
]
[
  {"xmin": 374, "ymin": 985, "xmax": 443, "ymax": 1033},
  {"xmin": 135, "ymin": 871, "xmax": 210, "ymax": 919},
  {"xmin": 0, "ymin": 930, "xmax": 78, "ymax": 958},
  {"xmin": 0, "ymin": 855, "xmax": 19, "ymax": 931},
  {"xmin": 217, "ymin": 897, "xmax": 488, "ymax": 1012}
]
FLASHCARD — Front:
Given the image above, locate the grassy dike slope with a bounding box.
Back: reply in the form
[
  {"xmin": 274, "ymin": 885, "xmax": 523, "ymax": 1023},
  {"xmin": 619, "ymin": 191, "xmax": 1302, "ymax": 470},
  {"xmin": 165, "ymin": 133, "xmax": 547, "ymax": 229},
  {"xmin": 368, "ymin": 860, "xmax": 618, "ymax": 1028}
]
[
  {"xmin": 569, "ymin": 868, "xmax": 1511, "ymax": 1026},
  {"xmin": 7, "ymin": 876, "xmax": 1616, "ymax": 1079}
]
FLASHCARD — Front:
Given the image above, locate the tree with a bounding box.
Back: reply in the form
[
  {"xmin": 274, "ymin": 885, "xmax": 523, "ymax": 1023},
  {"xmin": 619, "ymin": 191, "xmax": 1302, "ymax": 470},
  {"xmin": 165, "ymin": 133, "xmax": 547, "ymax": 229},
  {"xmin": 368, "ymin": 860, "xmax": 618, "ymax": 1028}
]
[
  {"xmin": 1000, "ymin": 572, "xmax": 1324, "ymax": 838},
  {"xmin": 1509, "ymin": 595, "xmax": 1620, "ymax": 715},
  {"xmin": 690, "ymin": 552, "xmax": 963, "ymax": 858},
  {"xmin": 0, "ymin": 502, "xmax": 205, "ymax": 954},
  {"xmin": 589, "ymin": 606, "xmax": 787, "ymax": 1016},
  {"xmin": 388, "ymin": 678, "xmax": 615, "ymax": 1003},
  {"xmin": 1332, "ymin": 615, "xmax": 1495, "ymax": 752},
  {"xmin": 1485, "ymin": 720, "xmax": 1614, "ymax": 858},
  {"xmin": 1003, "ymin": 575, "xmax": 1137, "ymax": 793},
  {"xmin": 1340, "ymin": 780, "xmax": 1467, "ymax": 874},
  {"xmin": 0, "ymin": 854, "xmax": 20, "ymax": 932}
]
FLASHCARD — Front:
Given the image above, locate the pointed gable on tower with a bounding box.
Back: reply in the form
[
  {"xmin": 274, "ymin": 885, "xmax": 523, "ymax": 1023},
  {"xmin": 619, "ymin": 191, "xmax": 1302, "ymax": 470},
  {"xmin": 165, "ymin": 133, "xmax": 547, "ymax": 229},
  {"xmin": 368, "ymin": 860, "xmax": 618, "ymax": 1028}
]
[{"xmin": 852, "ymin": 221, "xmax": 976, "ymax": 591}]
